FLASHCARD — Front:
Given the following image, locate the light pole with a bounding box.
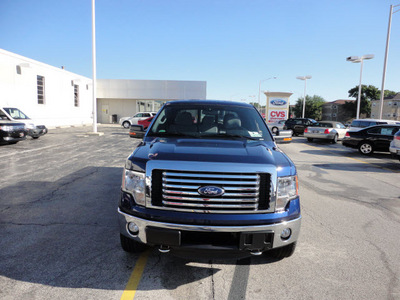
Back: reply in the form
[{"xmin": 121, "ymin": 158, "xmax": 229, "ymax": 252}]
[
  {"xmin": 346, "ymin": 55, "xmax": 374, "ymax": 120},
  {"xmin": 91, "ymin": 0, "xmax": 97, "ymax": 133},
  {"xmin": 258, "ymin": 77, "xmax": 277, "ymax": 111},
  {"xmin": 379, "ymin": 4, "xmax": 399, "ymax": 119},
  {"xmin": 296, "ymin": 76, "xmax": 312, "ymax": 118}
]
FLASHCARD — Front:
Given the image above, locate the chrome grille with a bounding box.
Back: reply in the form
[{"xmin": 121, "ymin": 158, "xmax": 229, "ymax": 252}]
[{"xmin": 153, "ymin": 170, "xmax": 270, "ymax": 212}]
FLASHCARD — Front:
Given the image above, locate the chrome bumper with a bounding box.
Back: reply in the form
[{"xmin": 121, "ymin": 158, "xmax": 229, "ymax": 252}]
[{"xmin": 118, "ymin": 208, "xmax": 301, "ymax": 250}]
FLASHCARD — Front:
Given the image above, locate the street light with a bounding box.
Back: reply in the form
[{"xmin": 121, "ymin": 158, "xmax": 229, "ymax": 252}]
[
  {"xmin": 379, "ymin": 4, "xmax": 399, "ymax": 119},
  {"xmin": 296, "ymin": 75, "xmax": 312, "ymax": 118},
  {"xmin": 346, "ymin": 54, "xmax": 374, "ymax": 120},
  {"xmin": 258, "ymin": 77, "xmax": 277, "ymax": 110}
]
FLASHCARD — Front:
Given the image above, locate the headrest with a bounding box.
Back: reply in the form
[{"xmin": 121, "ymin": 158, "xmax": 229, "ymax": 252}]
[
  {"xmin": 174, "ymin": 111, "xmax": 193, "ymax": 125},
  {"xmin": 224, "ymin": 114, "xmax": 241, "ymax": 129}
]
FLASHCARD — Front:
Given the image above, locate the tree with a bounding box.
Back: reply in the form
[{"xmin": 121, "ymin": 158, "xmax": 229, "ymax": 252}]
[
  {"xmin": 343, "ymin": 85, "xmax": 397, "ymax": 118},
  {"xmin": 292, "ymin": 95, "xmax": 326, "ymax": 120}
]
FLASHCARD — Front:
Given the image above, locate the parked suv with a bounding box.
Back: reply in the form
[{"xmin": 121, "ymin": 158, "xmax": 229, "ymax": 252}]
[
  {"xmin": 119, "ymin": 112, "xmax": 157, "ymax": 128},
  {"xmin": 283, "ymin": 118, "xmax": 317, "ymax": 136}
]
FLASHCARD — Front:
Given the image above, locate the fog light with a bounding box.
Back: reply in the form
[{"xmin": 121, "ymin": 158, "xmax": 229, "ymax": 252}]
[
  {"xmin": 128, "ymin": 222, "xmax": 139, "ymax": 236},
  {"xmin": 281, "ymin": 228, "xmax": 291, "ymax": 240}
]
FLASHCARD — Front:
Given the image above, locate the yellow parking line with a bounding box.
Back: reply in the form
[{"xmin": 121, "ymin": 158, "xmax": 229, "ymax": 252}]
[{"xmin": 120, "ymin": 250, "xmax": 150, "ymax": 300}]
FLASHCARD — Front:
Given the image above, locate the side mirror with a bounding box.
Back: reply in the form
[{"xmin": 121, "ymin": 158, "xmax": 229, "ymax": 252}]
[{"xmin": 129, "ymin": 124, "xmax": 146, "ymax": 138}]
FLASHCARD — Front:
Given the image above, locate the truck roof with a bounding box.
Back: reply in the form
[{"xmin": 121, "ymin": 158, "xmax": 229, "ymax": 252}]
[{"xmin": 165, "ymin": 99, "xmax": 254, "ymax": 108}]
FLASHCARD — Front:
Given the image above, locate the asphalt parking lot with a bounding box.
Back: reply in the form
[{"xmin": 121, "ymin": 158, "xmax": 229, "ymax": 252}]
[{"xmin": 1, "ymin": 125, "xmax": 399, "ymax": 300}]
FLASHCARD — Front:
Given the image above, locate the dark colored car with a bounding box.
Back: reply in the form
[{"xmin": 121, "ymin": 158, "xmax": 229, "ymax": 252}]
[
  {"xmin": 283, "ymin": 118, "xmax": 317, "ymax": 136},
  {"xmin": 0, "ymin": 119, "xmax": 27, "ymax": 144},
  {"xmin": 342, "ymin": 124, "xmax": 400, "ymax": 155}
]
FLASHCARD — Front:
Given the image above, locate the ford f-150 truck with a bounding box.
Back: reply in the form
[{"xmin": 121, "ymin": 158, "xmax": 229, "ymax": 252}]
[{"xmin": 119, "ymin": 100, "xmax": 301, "ymax": 259}]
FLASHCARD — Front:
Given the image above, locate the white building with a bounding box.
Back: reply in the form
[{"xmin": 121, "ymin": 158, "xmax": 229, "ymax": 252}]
[
  {"xmin": 0, "ymin": 49, "xmax": 93, "ymax": 127},
  {"xmin": 0, "ymin": 48, "xmax": 207, "ymax": 126}
]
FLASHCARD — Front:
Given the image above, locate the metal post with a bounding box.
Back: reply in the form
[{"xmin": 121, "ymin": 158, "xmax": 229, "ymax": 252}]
[
  {"xmin": 379, "ymin": 5, "xmax": 394, "ymax": 119},
  {"xmin": 356, "ymin": 59, "xmax": 364, "ymax": 120},
  {"xmin": 92, "ymin": 0, "xmax": 97, "ymax": 133},
  {"xmin": 302, "ymin": 79, "xmax": 307, "ymax": 118}
]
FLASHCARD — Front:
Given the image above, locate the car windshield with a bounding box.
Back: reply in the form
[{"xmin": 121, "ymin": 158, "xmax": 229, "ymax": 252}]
[
  {"xmin": 3, "ymin": 107, "xmax": 29, "ymax": 120},
  {"xmin": 148, "ymin": 103, "xmax": 272, "ymax": 141},
  {"xmin": 314, "ymin": 122, "xmax": 333, "ymax": 128}
]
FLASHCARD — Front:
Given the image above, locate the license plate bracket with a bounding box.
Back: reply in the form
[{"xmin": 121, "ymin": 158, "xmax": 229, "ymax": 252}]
[
  {"xmin": 239, "ymin": 231, "xmax": 273, "ymax": 251},
  {"xmin": 146, "ymin": 227, "xmax": 181, "ymax": 246}
]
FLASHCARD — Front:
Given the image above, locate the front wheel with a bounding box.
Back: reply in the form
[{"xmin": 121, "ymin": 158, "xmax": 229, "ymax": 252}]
[
  {"xmin": 358, "ymin": 142, "xmax": 373, "ymax": 155},
  {"xmin": 120, "ymin": 234, "xmax": 148, "ymax": 253},
  {"xmin": 122, "ymin": 121, "xmax": 131, "ymax": 129},
  {"xmin": 266, "ymin": 242, "xmax": 297, "ymax": 259}
]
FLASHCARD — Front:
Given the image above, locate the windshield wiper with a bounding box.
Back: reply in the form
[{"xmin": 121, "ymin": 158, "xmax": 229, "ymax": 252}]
[
  {"xmin": 151, "ymin": 132, "xmax": 199, "ymax": 138},
  {"xmin": 200, "ymin": 133, "xmax": 259, "ymax": 140}
]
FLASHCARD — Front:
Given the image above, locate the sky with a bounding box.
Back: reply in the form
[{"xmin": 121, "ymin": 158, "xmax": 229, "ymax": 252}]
[{"xmin": 1, "ymin": 0, "xmax": 399, "ymax": 105}]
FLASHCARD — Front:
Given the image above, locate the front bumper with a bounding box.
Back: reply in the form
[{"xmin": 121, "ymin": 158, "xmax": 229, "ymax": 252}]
[
  {"xmin": 28, "ymin": 126, "xmax": 48, "ymax": 137},
  {"xmin": 118, "ymin": 208, "xmax": 301, "ymax": 253}
]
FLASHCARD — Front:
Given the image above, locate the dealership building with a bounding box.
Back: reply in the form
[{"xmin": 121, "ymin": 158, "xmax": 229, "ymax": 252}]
[{"xmin": 0, "ymin": 48, "xmax": 206, "ymax": 127}]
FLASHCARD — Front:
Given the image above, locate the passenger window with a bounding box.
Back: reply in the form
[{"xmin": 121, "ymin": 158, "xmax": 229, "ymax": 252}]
[{"xmin": 381, "ymin": 128, "xmax": 394, "ymax": 135}]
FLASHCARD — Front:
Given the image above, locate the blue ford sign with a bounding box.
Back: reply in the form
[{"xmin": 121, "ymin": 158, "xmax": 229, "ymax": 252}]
[
  {"xmin": 270, "ymin": 99, "xmax": 287, "ymax": 106},
  {"xmin": 198, "ymin": 186, "xmax": 225, "ymax": 197}
]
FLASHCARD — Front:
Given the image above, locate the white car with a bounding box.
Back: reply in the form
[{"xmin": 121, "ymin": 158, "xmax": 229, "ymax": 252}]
[
  {"xmin": 119, "ymin": 112, "xmax": 157, "ymax": 128},
  {"xmin": 348, "ymin": 118, "xmax": 400, "ymax": 132},
  {"xmin": 304, "ymin": 121, "xmax": 348, "ymax": 144},
  {"xmin": 389, "ymin": 130, "xmax": 400, "ymax": 161},
  {"xmin": 267, "ymin": 119, "xmax": 286, "ymax": 134}
]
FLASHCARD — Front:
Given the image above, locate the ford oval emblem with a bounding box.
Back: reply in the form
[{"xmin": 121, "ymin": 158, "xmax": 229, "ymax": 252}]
[
  {"xmin": 270, "ymin": 99, "xmax": 287, "ymax": 106},
  {"xmin": 198, "ymin": 186, "xmax": 225, "ymax": 197}
]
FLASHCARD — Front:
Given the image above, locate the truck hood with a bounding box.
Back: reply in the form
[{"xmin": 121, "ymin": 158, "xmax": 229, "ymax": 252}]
[{"xmin": 131, "ymin": 137, "xmax": 294, "ymax": 174}]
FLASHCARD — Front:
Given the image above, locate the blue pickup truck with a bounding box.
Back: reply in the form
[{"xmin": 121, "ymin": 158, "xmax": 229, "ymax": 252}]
[{"xmin": 118, "ymin": 100, "xmax": 301, "ymax": 259}]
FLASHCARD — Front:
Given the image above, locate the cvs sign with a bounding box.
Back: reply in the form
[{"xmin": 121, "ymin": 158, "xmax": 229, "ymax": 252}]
[{"xmin": 268, "ymin": 110, "xmax": 287, "ymax": 122}]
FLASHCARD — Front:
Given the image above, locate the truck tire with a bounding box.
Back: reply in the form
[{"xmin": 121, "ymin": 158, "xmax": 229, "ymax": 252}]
[
  {"xmin": 266, "ymin": 242, "xmax": 297, "ymax": 259},
  {"xmin": 120, "ymin": 234, "xmax": 147, "ymax": 253},
  {"xmin": 122, "ymin": 121, "xmax": 130, "ymax": 129}
]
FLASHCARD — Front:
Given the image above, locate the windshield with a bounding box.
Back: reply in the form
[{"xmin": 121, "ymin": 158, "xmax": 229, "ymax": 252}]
[
  {"xmin": 148, "ymin": 103, "xmax": 272, "ymax": 141},
  {"xmin": 3, "ymin": 107, "xmax": 29, "ymax": 120}
]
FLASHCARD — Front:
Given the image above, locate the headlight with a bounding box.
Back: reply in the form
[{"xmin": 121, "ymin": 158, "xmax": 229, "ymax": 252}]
[
  {"xmin": 0, "ymin": 125, "xmax": 12, "ymax": 131},
  {"xmin": 122, "ymin": 164, "xmax": 146, "ymax": 206},
  {"xmin": 276, "ymin": 175, "xmax": 298, "ymax": 212}
]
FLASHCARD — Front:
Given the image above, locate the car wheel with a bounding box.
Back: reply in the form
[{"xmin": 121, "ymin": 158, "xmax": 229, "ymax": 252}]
[
  {"xmin": 122, "ymin": 121, "xmax": 131, "ymax": 129},
  {"xmin": 271, "ymin": 127, "xmax": 278, "ymax": 134},
  {"xmin": 307, "ymin": 138, "xmax": 313, "ymax": 142},
  {"xmin": 266, "ymin": 242, "xmax": 297, "ymax": 259},
  {"xmin": 32, "ymin": 136, "xmax": 40, "ymax": 139},
  {"xmin": 120, "ymin": 234, "xmax": 148, "ymax": 253},
  {"xmin": 331, "ymin": 134, "xmax": 338, "ymax": 144},
  {"xmin": 358, "ymin": 142, "xmax": 373, "ymax": 155}
]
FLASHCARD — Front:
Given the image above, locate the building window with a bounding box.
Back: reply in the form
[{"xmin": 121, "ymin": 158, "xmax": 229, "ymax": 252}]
[
  {"xmin": 37, "ymin": 75, "xmax": 45, "ymax": 104},
  {"xmin": 74, "ymin": 85, "xmax": 79, "ymax": 107}
]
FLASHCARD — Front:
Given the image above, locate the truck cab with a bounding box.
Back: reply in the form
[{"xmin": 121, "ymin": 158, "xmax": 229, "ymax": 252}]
[{"xmin": 119, "ymin": 100, "xmax": 301, "ymax": 258}]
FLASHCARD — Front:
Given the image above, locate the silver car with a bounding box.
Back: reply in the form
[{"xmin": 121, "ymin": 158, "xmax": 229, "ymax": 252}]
[
  {"xmin": 267, "ymin": 119, "xmax": 286, "ymax": 134},
  {"xmin": 389, "ymin": 130, "xmax": 400, "ymax": 161},
  {"xmin": 119, "ymin": 112, "xmax": 157, "ymax": 128},
  {"xmin": 304, "ymin": 121, "xmax": 348, "ymax": 144}
]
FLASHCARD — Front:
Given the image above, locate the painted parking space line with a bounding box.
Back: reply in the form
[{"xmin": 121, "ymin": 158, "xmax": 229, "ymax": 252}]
[{"xmin": 120, "ymin": 250, "xmax": 150, "ymax": 300}]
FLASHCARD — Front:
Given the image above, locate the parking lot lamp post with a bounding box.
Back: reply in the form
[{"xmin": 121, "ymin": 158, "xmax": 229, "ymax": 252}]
[
  {"xmin": 346, "ymin": 55, "xmax": 374, "ymax": 120},
  {"xmin": 379, "ymin": 4, "xmax": 399, "ymax": 119},
  {"xmin": 258, "ymin": 77, "xmax": 277, "ymax": 111},
  {"xmin": 92, "ymin": 0, "xmax": 97, "ymax": 133},
  {"xmin": 296, "ymin": 76, "xmax": 312, "ymax": 118}
]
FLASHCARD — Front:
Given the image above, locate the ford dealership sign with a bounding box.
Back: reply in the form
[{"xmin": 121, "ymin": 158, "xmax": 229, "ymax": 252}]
[{"xmin": 270, "ymin": 99, "xmax": 287, "ymax": 106}]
